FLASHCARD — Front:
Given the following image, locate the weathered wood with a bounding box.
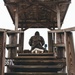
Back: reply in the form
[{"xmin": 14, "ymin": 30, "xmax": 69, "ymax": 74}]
[
  {"xmin": 4, "ymin": 0, "xmax": 70, "ymax": 29},
  {"xmin": 15, "ymin": 8, "xmax": 18, "ymax": 31},
  {"xmin": 12, "ymin": 59, "xmax": 66, "ymax": 66},
  {"xmin": 48, "ymin": 32, "xmax": 53, "ymax": 52},
  {"xmin": 6, "ymin": 56, "xmax": 55, "ymax": 60},
  {"xmin": 7, "ymin": 65, "xmax": 65, "ymax": 69},
  {"xmin": 56, "ymin": 32, "xmax": 64, "ymax": 44},
  {"xmin": 18, "ymin": 53, "xmax": 54, "ymax": 56},
  {"xmin": 53, "ymin": 32, "xmax": 65, "ymax": 58},
  {"xmin": 6, "ymin": 44, "xmax": 19, "ymax": 49},
  {"xmin": 64, "ymin": 32, "xmax": 75, "ymax": 75},
  {"xmin": 54, "ymin": 44, "xmax": 65, "ymax": 47},
  {"xmin": 56, "ymin": 5, "xmax": 61, "ymax": 29},
  {"xmin": 7, "ymin": 30, "xmax": 24, "ymax": 34},
  {"xmin": 64, "ymin": 27, "xmax": 75, "ymax": 31},
  {"xmin": 19, "ymin": 32, "xmax": 24, "ymax": 52},
  {"xmin": 6, "ymin": 65, "xmax": 65, "ymax": 72},
  {"xmin": 5, "ymin": 72, "xmax": 67, "ymax": 75},
  {"xmin": 7, "ymin": 33, "xmax": 18, "ymax": 72},
  {"xmin": 13, "ymin": 59, "xmax": 65, "ymax": 63},
  {"xmin": 48, "ymin": 27, "xmax": 75, "ymax": 33},
  {"xmin": 56, "ymin": 47, "xmax": 65, "ymax": 58},
  {"xmin": 15, "ymin": 56, "xmax": 56, "ymax": 59},
  {"xmin": 0, "ymin": 31, "xmax": 6, "ymax": 75},
  {"xmin": 8, "ymin": 33, "xmax": 17, "ymax": 58}
]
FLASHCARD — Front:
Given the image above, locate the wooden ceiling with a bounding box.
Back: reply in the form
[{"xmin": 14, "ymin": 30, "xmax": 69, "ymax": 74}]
[{"xmin": 4, "ymin": 0, "xmax": 71, "ymax": 30}]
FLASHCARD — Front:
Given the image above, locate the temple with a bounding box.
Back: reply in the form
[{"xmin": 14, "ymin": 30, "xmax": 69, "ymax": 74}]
[{"xmin": 0, "ymin": 0, "xmax": 75, "ymax": 75}]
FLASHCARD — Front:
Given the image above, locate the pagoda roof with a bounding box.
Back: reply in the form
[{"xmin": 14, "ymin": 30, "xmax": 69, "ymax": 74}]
[{"xmin": 4, "ymin": 0, "xmax": 71, "ymax": 29}]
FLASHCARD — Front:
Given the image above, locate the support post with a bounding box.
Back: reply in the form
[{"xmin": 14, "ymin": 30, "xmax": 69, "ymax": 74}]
[
  {"xmin": 64, "ymin": 32, "xmax": 75, "ymax": 75},
  {"xmin": 0, "ymin": 31, "xmax": 6, "ymax": 75},
  {"xmin": 15, "ymin": 8, "xmax": 18, "ymax": 31},
  {"xmin": 56, "ymin": 32, "xmax": 65, "ymax": 58},
  {"xmin": 19, "ymin": 32, "xmax": 24, "ymax": 52},
  {"xmin": 48, "ymin": 32, "xmax": 53, "ymax": 52},
  {"xmin": 7, "ymin": 32, "xmax": 18, "ymax": 72},
  {"xmin": 8, "ymin": 33, "xmax": 17, "ymax": 58},
  {"xmin": 56, "ymin": 5, "xmax": 61, "ymax": 29}
]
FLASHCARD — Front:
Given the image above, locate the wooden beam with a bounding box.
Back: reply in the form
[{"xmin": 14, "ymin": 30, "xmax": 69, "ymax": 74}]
[
  {"xmin": 15, "ymin": 8, "xmax": 18, "ymax": 30},
  {"xmin": 56, "ymin": 5, "xmax": 61, "ymax": 29},
  {"xmin": 6, "ymin": 44, "xmax": 19, "ymax": 49},
  {"xmin": 19, "ymin": 19, "xmax": 56, "ymax": 24},
  {"xmin": 18, "ymin": 22, "xmax": 57, "ymax": 29},
  {"xmin": 64, "ymin": 27, "xmax": 75, "ymax": 32},
  {"xmin": 18, "ymin": 19, "xmax": 57, "ymax": 28},
  {"xmin": 7, "ymin": 30, "xmax": 24, "ymax": 34},
  {"xmin": 48, "ymin": 27, "xmax": 75, "ymax": 33}
]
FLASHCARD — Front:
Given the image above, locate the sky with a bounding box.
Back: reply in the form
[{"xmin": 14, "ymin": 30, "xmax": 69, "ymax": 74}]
[{"xmin": 0, "ymin": 0, "xmax": 75, "ymax": 49}]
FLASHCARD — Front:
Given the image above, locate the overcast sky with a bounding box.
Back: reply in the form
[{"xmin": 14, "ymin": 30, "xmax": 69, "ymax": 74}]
[{"xmin": 0, "ymin": 0, "xmax": 75, "ymax": 49}]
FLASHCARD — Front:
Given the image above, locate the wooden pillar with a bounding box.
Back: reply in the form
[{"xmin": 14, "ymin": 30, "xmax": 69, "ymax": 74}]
[
  {"xmin": 7, "ymin": 33, "xmax": 17, "ymax": 58},
  {"xmin": 15, "ymin": 8, "xmax": 18, "ymax": 31},
  {"xmin": 7, "ymin": 32, "xmax": 18, "ymax": 72},
  {"xmin": 56, "ymin": 32, "xmax": 65, "ymax": 58},
  {"xmin": 64, "ymin": 32, "xmax": 75, "ymax": 75},
  {"xmin": 56, "ymin": 5, "xmax": 61, "ymax": 29},
  {"xmin": 0, "ymin": 31, "xmax": 6, "ymax": 75},
  {"xmin": 48, "ymin": 32, "xmax": 53, "ymax": 52},
  {"xmin": 19, "ymin": 32, "xmax": 24, "ymax": 52}
]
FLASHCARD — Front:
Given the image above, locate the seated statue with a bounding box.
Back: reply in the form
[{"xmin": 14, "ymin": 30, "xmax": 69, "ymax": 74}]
[{"xmin": 29, "ymin": 31, "xmax": 46, "ymax": 53}]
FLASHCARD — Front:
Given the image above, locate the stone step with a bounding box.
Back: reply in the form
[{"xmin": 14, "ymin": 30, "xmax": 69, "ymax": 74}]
[
  {"xmin": 7, "ymin": 65, "xmax": 64, "ymax": 72},
  {"xmin": 5, "ymin": 72, "xmax": 67, "ymax": 75}
]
